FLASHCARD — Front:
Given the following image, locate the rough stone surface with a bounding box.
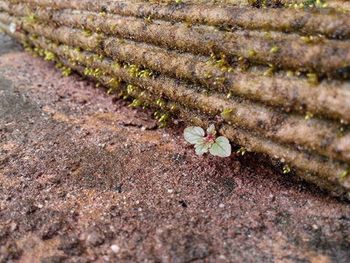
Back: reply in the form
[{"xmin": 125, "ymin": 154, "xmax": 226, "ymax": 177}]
[{"xmin": 0, "ymin": 33, "xmax": 349, "ymax": 262}]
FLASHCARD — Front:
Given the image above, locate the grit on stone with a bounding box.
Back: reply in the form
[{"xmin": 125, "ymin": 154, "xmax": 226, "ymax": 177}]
[{"xmin": 0, "ymin": 33, "xmax": 349, "ymax": 262}]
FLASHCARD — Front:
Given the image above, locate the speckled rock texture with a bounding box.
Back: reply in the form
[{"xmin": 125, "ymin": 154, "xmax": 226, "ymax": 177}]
[{"xmin": 0, "ymin": 33, "xmax": 350, "ymax": 263}]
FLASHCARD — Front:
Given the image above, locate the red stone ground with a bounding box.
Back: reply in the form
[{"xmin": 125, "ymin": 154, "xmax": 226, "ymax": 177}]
[{"xmin": 0, "ymin": 33, "xmax": 349, "ymax": 262}]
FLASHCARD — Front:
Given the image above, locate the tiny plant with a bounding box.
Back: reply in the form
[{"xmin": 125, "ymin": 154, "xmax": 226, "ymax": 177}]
[
  {"xmin": 304, "ymin": 111, "xmax": 314, "ymax": 120},
  {"xmin": 339, "ymin": 167, "xmax": 350, "ymax": 179},
  {"xmin": 236, "ymin": 147, "xmax": 247, "ymax": 156},
  {"xmin": 283, "ymin": 164, "xmax": 291, "ymax": 174},
  {"xmin": 270, "ymin": 45, "xmax": 280, "ymax": 54},
  {"xmin": 184, "ymin": 124, "xmax": 231, "ymax": 157}
]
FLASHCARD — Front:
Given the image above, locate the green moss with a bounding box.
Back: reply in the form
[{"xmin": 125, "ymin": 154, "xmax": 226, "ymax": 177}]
[
  {"xmin": 44, "ymin": 50, "xmax": 56, "ymax": 61},
  {"xmin": 286, "ymin": 71, "xmax": 294, "ymax": 77},
  {"xmin": 339, "ymin": 167, "xmax": 350, "ymax": 179},
  {"xmin": 307, "ymin": 73, "xmax": 319, "ymax": 85},
  {"xmin": 138, "ymin": 69, "xmax": 153, "ymax": 78},
  {"xmin": 83, "ymin": 29, "xmax": 93, "ymax": 37},
  {"xmin": 270, "ymin": 45, "xmax": 280, "ymax": 54},
  {"xmin": 111, "ymin": 61, "xmax": 120, "ymax": 71},
  {"xmin": 25, "ymin": 13, "xmax": 37, "ymax": 24},
  {"xmin": 236, "ymin": 147, "xmax": 247, "ymax": 156},
  {"xmin": 337, "ymin": 125, "xmax": 349, "ymax": 137},
  {"xmin": 61, "ymin": 67, "xmax": 72, "ymax": 77},
  {"xmin": 129, "ymin": 98, "xmax": 143, "ymax": 108},
  {"xmin": 248, "ymin": 49, "xmax": 257, "ymax": 58},
  {"xmin": 156, "ymin": 98, "xmax": 166, "ymax": 108},
  {"xmin": 286, "ymin": 0, "xmax": 327, "ymax": 9},
  {"xmin": 304, "ymin": 111, "xmax": 314, "ymax": 120},
  {"xmin": 221, "ymin": 108, "xmax": 233, "ymax": 120},
  {"xmin": 126, "ymin": 84, "xmax": 135, "ymax": 95},
  {"xmin": 209, "ymin": 53, "xmax": 232, "ymax": 72},
  {"xmin": 226, "ymin": 91, "xmax": 233, "ymax": 99},
  {"xmin": 213, "ymin": 76, "xmax": 226, "ymax": 86},
  {"xmin": 107, "ymin": 78, "xmax": 120, "ymax": 94},
  {"xmin": 263, "ymin": 66, "xmax": 275, "ymax": 77},
  {"xmin": 124, "ymin": 64, "xmax": 140, "ymax": 77},
  {"xmin": 283, "ymin": 164, "xmax": 291, "ymax": 174},
  {"xmin": 158, "ymin": 113, "xmax": 170, "ymax": 123},
  {"xmin": 204, "ymin": 72, "xmax": 213, "ymax": 79},
  {"xmin": 84, "ymin": 67, "xmax": 102, "ymax": 78}
]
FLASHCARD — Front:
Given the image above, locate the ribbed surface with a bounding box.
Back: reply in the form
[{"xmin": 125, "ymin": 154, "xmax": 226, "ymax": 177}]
[{"xmin": 0, "ymin": 0, "xmax": 349, "ymax": 199}]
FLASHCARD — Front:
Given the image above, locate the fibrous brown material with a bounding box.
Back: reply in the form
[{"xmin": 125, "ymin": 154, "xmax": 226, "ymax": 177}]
[
  {"xmin": 0, "ymin": 0, "xmax": 349, "ymax": 199},
  {"xmin": 1, "ymin": 11, "xmax": 350, "ymax": 124},
  {"xmin": 3, "ymin": 3, "xmax": 350, "ymax": 76},
  {"xmin": 5, "ymin": 0, "xmax": 350, "ymax": 38}
]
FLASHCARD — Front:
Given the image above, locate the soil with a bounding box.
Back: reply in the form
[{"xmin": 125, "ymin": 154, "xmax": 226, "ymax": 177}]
[{"xmin": 0, "ymin": 33, "xmax": 349, "ymax": 263}]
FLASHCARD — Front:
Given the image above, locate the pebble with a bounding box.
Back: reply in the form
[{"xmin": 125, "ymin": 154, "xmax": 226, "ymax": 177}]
[
  {"xmin": 86, "ymin": 231, "xmax": 105, "ymax": 247},
  {"xmin": 10, "ymin": 222, "xmax": 17, "ymax": 231},
  {"xmin": 110, "ymin": 244, "xmax": 120, "ymax": 253}
]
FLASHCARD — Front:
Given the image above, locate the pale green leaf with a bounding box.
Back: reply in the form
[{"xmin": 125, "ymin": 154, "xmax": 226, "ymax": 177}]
[
  {"xmin": 206, "ymin": 124, "xmax": 216, "ymax": 136},
  {"xmin": 184, "ymin": 126, "xmax": 205, "ymax": 144},
  {"xmin": 209, "ymin": 136, "xmax": 231, "ymax": 157},
  {"xmin": 194, "ymin": 139, "xmax": 211, "ymax": 155}
]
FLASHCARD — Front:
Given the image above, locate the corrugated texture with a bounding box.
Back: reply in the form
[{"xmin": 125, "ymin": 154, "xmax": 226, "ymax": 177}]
[{"xmin": 0, "ymin": 0, "xmax": 349, "ymax": 199}]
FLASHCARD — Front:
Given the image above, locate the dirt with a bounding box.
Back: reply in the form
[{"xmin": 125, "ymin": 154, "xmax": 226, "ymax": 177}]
[{"xmin": 0, "ymin": 32, "xmax": 349, "ymax": 263}]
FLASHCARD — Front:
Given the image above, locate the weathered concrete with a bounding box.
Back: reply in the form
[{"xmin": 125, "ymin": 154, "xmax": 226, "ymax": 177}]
[{"xmin": 0, "ymin": 33, "xmax": 349, "ymax": 262}]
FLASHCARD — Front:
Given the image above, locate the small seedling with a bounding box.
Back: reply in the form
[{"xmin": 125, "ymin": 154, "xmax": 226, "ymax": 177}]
[
  {"xmin": 184, "ymin": 124, "xmax": 231, "ymax": 157},
  {"xmin": 283, "ymin": 164, "xmax": 291, "ymax": 174},
  {"xmin": 339, "ymin": 167, "xmax": 350, "ymax": 179},
  {"xmin": 270, "ymin": 46, "xmax": 280, "ymax": 54},
  {"xmin": 307, "ymin": 73, "xmax": 319, "ymax": 85},
  {"xmin": 236, "ymin": 147, "xmax": 247, "ymax": 156},
  {"xmin": 304, "ymin": 111, "xmax": 314, "ymax": 120}
]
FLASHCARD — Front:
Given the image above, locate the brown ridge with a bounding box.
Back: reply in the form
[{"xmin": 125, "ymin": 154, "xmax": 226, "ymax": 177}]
[
  {"xmin": 5, "ymin": 0, "xmax": 350, "ymax": 38},
  {"xmin": 3, "ymin": 21, "xmax": 350, "ymax": 166},
  {"xmin": 1, "ymin": 11, "xmax": 350, "ymax": 124},
  {"xmin": 1, "ymin": 1, "xmax": 350, "ymax": 199},
  {"xmin": 2, "ymin": 3, "xmax": 350, "ymax": 76}
]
